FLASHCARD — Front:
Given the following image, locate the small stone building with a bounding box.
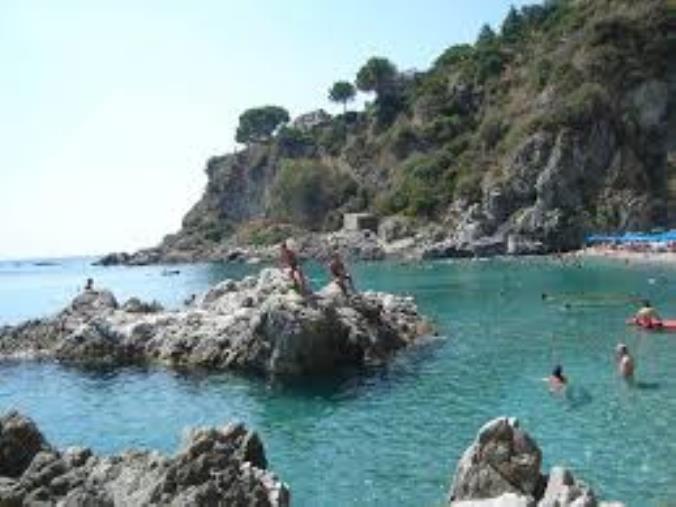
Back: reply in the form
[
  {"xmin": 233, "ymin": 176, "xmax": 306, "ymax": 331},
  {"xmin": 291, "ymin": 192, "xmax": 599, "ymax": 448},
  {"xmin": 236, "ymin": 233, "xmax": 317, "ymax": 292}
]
[
  {"xmin": 292, "ymin": 109, "xmax": 331, "ymax": 131},
  {"xmin": 343, "ymin": 213, "xmax": 379, "ymax": 233}
]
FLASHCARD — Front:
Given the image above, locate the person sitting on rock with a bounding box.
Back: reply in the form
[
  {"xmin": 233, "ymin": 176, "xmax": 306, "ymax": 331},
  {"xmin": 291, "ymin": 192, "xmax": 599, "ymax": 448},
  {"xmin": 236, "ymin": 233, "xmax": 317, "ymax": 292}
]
[
  {"xmin": 635, "ymin": 300, "xmax": 661, "ymax": 327},
  {"xmin": 328, "ymin": 251, "xmax": 355, "ymax": 297},
  {"xmin": 548, "ymin": 365, "xmax": 567, "ymax": 392},
  {"xmin": 280, "ymin": 242, "xmax": 309, "ymax": 295},
  {"xmin": 616, "ymin": 343, "xmax": 635, "ymax": 380}
]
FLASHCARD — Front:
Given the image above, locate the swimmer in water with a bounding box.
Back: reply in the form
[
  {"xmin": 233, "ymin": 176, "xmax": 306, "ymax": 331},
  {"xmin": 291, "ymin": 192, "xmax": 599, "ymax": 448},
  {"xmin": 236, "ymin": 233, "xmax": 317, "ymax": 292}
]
[
  {"xmin": 615, "ymin": 343, "xmax": 635, "ymax": 380},
  {"xmin": 548, "ymin": 364, "xmax": 568, "ymax": 392}
]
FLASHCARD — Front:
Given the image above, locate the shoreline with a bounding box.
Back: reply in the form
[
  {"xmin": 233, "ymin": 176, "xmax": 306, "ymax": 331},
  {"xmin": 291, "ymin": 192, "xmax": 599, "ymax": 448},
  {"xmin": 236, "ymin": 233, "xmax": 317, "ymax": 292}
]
[{"xmin": 574, "ymin": 247, "xmax": 676, "ymax": 265}]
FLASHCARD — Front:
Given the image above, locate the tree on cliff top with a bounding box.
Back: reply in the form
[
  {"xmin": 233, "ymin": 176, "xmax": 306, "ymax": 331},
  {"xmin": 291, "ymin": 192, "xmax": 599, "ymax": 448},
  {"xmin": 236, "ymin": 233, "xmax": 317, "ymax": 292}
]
[
  {"xmin": 235, "ymin": 106, "xmax": 290, "ymax": 144},
  {"xmin": 476, "ymin": 24, "xmax": 496, "ymax": 45},
  {"xmin": 501, "ymin": 5, "xmax": 524, "ymax": 41},
  {"xmin": 356, "ymin": 57, "xmax": 403, "ymax": 126},
  {"xmin": 356, "ymin": 57, "xmax": 398, "ymax": 98},
  {"xmin": 328, "ymin": 81, "xmax": 356, "ymax": 112}
]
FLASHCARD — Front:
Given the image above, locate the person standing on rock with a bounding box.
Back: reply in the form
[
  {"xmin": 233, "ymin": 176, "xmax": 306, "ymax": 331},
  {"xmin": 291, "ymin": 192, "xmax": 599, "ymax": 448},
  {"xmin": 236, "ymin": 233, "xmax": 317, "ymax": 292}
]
[
  {"xmin": 280, "ymin": 241, "xmax": 310, "ymax": 296},
  {"xmin": 616, "ymin": 343, "xmax": 635, "ymax": 380},
  {"xmin": 328, "ymin": 251, "xmax": 355, "ymax": 297},
  {"xmin": 84, "ymin": 278, "xmax": 94, "ymax": 291}
]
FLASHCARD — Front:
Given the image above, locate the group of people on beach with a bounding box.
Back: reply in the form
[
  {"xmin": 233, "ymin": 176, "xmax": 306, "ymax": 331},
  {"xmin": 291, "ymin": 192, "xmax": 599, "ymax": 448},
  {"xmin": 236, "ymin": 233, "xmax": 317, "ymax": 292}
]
[
  {"xmin": 279, "ymin": 241, "xmax": 355, "ymax": 298},
  {"xmin": 589, "ymin": 241, "xmax": 676, "ymax": 255}
]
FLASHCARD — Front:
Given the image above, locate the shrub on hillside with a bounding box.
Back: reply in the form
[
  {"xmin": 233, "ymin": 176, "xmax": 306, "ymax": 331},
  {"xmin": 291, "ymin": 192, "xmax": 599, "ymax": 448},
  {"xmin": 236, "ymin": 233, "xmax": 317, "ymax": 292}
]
[
  {"xmin": 434, "ymin": 44, "xmax": 474, "ymax": 69},
  {"xmin": 478, "ymin": 114, "xmax": 505, "ymax": 150},
  {"xmin": 389, "ymin": 123, "xmax": 422, "ymax": 159},
  {"xmin": 531, "ymin": 58, "xmax": 553, "ymax": 90},
  {"xmin": 454, "ymin": 168, "xmax": 483, "ymax": 203},
  {"xmin": 268, "ymin": 160, "xmax": 358, "ymax": 230},
  {"xmin": 422, "ymin": 115, "xmax": 465, "ymax": 144},
  {"xmin": 473, "ymin": 46, "xmax": 505, "ymax": 82},
  {"xmin": 546, "ymin": 82, "xmax": 611, "ymax": 129},
  {"xmin": 197, "ymin": 222, "xmax": 234, "ymax": 244},
  {"xmin": 235, "ymin": 220, "xmax": 300, "ymax": 246},
  {"xmin": 277, "ymin": 126, "xmax": 317, "ymax": 158},
  {"xmin": 317, "ymin": 120, "xmax": 348, "ymax": 155},
  {"xmin": 379, "ymin": 152, "xmax": 453, "ymax": 217}
]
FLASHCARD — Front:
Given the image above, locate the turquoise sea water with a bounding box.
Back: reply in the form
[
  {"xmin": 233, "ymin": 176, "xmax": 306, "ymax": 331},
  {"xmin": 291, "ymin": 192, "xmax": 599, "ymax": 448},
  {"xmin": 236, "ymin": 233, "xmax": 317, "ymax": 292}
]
[{"xmin": 1, "ymin": 256, "xmax": 676, "ymax": 506}]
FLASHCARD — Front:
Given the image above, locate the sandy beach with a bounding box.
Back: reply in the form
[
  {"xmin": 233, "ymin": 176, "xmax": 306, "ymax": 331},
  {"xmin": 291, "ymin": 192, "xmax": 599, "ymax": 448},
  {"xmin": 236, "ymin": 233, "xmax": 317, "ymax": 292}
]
[{"xmin": 576, "ymin": 246, "xmax": 676, "ymax": 265}]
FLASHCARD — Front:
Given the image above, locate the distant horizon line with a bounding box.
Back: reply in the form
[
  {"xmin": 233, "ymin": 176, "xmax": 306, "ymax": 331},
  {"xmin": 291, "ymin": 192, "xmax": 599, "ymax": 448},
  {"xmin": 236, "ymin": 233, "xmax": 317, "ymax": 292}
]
[{"xmin": 0, "ymin": 252, "xmax": 105, "ymax": 263}]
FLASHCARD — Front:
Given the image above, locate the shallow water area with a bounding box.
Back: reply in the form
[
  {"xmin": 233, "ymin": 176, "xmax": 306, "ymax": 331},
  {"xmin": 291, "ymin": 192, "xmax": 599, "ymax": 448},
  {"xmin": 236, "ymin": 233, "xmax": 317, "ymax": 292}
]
[{"xmin": 2, "ymin": 256, "xmax": 676, "ymax": 505}]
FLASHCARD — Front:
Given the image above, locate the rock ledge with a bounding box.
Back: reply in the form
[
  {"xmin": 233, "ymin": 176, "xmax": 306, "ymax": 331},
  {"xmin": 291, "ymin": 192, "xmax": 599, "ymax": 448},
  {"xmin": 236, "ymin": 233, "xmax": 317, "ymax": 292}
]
[{"xmin": 0, "ymin": 268, "xmax": 431, "ymax": 377}]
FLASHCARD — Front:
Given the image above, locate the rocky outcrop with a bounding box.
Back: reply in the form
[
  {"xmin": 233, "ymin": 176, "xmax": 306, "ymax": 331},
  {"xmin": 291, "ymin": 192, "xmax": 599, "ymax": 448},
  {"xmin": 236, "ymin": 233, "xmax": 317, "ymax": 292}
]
[
  {"xmin": 0, "ymin": 410, "xmax": 289, "ymax": 506},
  {"xmin": 94, "ymin": 252, "xmax": 133, "ymax": 266},
  {"xmin": 0, "ymin": 411, "xmax": 52, "ymax": 479},
  {"xmin": 95, "ymin": 227, "xmax": 390, "ymax": 266},
  {"xmin": 447, "ymin": 119, "xmax": 662, "ymax": 254},
  {"xmin": 449, "ymin": 418, "xmax": 545, "ymax": 503},
  {"xmin": 448, "ymin": 417, "xmax": 623, "ymax": 507},
  {"xmin": 0, "ymin": 269, "xmax": 431, "ymax": 377}
]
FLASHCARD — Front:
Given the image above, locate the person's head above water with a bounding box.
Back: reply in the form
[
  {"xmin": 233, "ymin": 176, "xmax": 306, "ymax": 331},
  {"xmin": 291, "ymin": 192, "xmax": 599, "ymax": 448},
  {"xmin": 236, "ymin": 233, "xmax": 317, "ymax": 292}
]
[
  {"xmin": 616, "ymin": 343, "xmax": 628, "ymax": 355},
  {"xmin": 552, "ymin": 365, "xmax": 564, "ymax": 379},
  {"xmin": 642, "ymin": 299, "xmax": 651, "ymax": 308}
]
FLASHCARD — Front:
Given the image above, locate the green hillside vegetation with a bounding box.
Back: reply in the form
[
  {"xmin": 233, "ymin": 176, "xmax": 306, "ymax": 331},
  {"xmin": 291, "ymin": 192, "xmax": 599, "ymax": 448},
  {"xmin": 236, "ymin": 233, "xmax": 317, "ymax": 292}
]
[{"xmin": 170, "ymin": 0, "xmax": 671, "ymax": 252}]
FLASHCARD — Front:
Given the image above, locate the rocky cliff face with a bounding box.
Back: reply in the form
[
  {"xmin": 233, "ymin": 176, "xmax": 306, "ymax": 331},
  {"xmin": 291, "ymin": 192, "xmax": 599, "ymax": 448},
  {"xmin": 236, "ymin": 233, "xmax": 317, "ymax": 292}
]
[
  {"xmin": 0, "ymin": 411, "xmax": 289, "ymax": 506},
  {"xmin": 122, "ymin": 0, "xmax": 672, "ymax": 263}
]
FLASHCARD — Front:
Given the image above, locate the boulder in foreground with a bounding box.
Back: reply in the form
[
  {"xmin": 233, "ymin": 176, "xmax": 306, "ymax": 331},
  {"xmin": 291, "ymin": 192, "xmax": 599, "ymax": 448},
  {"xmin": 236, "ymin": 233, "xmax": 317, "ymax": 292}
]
[
  {"xmin": 0, "ymin": 410, "xmax": 289, "ymax": 507},
  {"xmin": 449, "ymin": 417, "xmax": 623, "ymax": 507}
]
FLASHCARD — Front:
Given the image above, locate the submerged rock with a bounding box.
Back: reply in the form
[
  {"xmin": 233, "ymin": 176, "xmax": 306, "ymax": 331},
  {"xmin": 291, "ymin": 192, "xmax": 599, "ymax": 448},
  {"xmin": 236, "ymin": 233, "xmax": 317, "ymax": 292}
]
[
  {"xmin": 449, "ymin": 417, "xmax": 623, "ymax": 507},
  {"xmin": 0, "ymin": 411, "xmax": 289, "ymax": 507},
  {"xmin": 0, "ymin": 268, "xmax": 431, "ymax": 377}
]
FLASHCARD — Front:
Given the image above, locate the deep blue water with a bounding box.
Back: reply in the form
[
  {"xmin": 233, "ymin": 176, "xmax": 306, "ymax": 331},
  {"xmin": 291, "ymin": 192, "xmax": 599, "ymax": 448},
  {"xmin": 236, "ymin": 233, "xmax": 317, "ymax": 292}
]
[{"xmin": 1, "ymin": 256, "xmax": 676, "ymax": 506}]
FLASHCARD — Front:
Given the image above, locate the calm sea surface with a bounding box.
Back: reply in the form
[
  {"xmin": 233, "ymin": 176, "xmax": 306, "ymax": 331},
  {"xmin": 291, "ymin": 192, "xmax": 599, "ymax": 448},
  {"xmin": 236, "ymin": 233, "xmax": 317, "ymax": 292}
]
[{"xmin": 1, "ymin": 256, "xmax": 675, "ymax": 506}]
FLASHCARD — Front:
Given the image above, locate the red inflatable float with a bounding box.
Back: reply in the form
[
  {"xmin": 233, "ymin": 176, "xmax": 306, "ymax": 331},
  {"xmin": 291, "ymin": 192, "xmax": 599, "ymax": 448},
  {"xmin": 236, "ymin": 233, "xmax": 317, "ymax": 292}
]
[{"xmin": 627, "ymin": 318, "xmax": 676, "ymax": 331}]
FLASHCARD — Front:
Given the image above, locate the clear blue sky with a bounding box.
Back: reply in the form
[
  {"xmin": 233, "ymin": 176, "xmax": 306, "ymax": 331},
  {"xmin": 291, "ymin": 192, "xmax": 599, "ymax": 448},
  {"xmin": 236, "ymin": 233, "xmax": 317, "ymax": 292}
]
[{"xmin": 0, "ymin": 0, "xmax": 535, "ymax": 260}]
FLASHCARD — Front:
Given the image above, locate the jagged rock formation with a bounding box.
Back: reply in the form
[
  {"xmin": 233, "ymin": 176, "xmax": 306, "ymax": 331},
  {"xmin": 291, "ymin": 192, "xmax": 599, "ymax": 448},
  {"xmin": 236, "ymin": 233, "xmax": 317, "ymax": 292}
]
[
  {"xmin": 448, "ymin": 417, "xmax": 623, "ymax": 507},
  {"xmin": 0, "ymin": 411, "xmax": 289, "ymax": 506},
  {"xmin": 0, "ymin": 269, "xmax": 430, "ymax": 376},
  {"xmin": 102, "ymin": 0, "xmax": 673, "ymax": 265}
]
